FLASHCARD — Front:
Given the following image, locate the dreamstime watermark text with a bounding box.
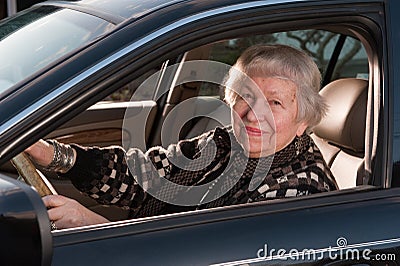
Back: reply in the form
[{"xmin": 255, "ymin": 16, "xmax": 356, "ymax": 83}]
[{"xmin": 256, "ymin": 237, "xmax": 396, "ymax": 262}]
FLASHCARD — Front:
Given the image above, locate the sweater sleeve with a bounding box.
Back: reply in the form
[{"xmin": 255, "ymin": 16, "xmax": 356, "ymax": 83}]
[{"xmin": 59, "ymin": 132, "xmax": 207, "ymax": 211}]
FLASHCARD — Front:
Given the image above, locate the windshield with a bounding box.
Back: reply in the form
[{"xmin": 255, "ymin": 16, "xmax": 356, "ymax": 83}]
[{"xmin": 0, "ymin": 6, "xmax": 114, "ymax": 95}]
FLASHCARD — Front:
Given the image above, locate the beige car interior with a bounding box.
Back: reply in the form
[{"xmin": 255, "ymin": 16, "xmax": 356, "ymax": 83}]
[{"xmin": 311, "ymin": 78, "xmax": 367, "ymax": 189}]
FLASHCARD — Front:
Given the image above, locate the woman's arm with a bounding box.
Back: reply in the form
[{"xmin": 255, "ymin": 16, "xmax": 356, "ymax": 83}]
[
  {"xmin": 25, "ymin": 139, "xmax": 55, "ymax": 167},
  {"xmin": 62, "ymin": 135, "xmax": 204, "ymax": 210}
]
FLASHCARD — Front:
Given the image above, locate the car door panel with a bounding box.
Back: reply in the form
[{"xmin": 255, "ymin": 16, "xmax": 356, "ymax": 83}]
[{"xmin": 51, "ymin": 188, "xmax": 400, "ymax": 265}]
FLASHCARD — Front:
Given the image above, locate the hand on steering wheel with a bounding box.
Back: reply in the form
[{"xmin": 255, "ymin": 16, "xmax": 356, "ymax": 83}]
[
  {"xmin": 13, "ymin": 141, "xmax": 109, "ymax": 229},
  {"xmin": 11, "ymin": 152, "xmax": 57, "ymax": 230},
  {"xmin": 11, "ymin": 152, "xmax": 57, "ymax": 196},
  {"xmin": 11, "ymin": 152, "xmax": 58, "ymax": 230}
]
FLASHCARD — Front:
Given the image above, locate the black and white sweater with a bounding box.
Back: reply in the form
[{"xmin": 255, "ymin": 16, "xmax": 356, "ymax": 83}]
[{"xmin": 61, "ymin": 127, "xmax": 338, "ymax": 218}]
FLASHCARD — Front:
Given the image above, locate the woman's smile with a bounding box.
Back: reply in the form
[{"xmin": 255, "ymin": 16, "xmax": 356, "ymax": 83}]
[{"xmin": 245, "ymin": 126, "xmax": 263, "ymax": 136}]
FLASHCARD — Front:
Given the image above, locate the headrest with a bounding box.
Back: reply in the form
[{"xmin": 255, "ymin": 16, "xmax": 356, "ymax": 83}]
[{"xmin": 312, "ymin": 78, "xmax": 368, "ymax": 154}]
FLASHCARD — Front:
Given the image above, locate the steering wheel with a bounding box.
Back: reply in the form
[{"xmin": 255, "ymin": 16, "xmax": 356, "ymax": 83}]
[
  {"xmin": 11, "ymin": 152, "xmax": 57, "ymax": 196},
  {"xmin": 11, "ymin": 152, "xmax": 58, "ymax": 230}
]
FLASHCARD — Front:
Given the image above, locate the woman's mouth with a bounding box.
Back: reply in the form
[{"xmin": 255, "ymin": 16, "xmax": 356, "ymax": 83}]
[{"xmin": 245, "ymin": 126, "xmax": 263, "ymax": 136}]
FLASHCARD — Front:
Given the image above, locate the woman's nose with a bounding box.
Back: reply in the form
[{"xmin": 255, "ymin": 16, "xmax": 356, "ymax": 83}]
[
  {"xmin": 246, "ymin": 99, "xmax": 268, "ymax": 122},
  {"xmin": 245, "ymin": 106, "xmax": 258, "ymax": 122}
]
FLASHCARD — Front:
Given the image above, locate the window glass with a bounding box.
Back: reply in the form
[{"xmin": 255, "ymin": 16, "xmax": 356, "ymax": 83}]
[
  {"xmin": 102, "ymin": 67, "xmax": 161, "ymax": 101},
  {"xmin": 333, "ymin": 36, "xmax": 368, "ymax": 79},
  {"xmin": 276, "ymin": 31, "xmax": 368, "ymax": 80},
  {"xmin": 0, "ymin": 6, "xmax": 114, "ymax": 95},
  {"xmin": 102, "ymin": 58, "xmax": 193, "ymax": 102}
]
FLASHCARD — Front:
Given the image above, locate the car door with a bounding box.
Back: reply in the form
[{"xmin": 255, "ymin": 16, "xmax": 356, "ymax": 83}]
[
  {"xmin": 1, "ymin": 0, "xmax": 399, "ymax": 265},
  {"xmin": 50, "ymin": 0, "xmax": 397, "ymax": 265}
]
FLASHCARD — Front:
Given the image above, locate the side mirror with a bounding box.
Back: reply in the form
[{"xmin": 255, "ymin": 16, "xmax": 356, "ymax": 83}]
[{"xmin": 0, "ymin": 174, "xmax": 52, "ymax": 266}]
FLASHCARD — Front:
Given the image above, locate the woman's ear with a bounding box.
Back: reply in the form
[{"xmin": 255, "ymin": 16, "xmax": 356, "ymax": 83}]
[{"xmin": 296, "ymin": 122, "xmax": 308, "ymax": 136}]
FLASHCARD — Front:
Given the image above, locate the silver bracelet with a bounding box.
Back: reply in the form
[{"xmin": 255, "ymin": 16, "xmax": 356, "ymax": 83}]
[
  {"xmin": 46, "ymin": 140, "xmax": 75, "ymax": 173},
  {"xmin": 46, "ymin": 140, "xmax": 61, "ymax": 170}
]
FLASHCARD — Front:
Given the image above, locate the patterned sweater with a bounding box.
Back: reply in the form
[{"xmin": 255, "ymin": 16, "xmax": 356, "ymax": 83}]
[{"xmin": 61, "ymin": 127, "xmax": 338, "ymax": 218}]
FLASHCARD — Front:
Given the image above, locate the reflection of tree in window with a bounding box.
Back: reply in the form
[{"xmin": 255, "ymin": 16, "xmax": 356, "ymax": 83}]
[
  {"xmin": 209, "ymin": 34, "xmax": 277, "ymax": 66},
  {"xmin": 285, "ymin": 30, "xmax": 364, "ymax": 79},
  {"xmin": 201, "ymin": 35, "xmax": 278, "ymax": 97},
  {"xmin": 200, "ymin": 30, "xmax": 367, "ymax": 98}
]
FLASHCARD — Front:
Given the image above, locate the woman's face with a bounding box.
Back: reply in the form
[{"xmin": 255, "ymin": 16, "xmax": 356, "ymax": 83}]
[{"xmin": 231, "ymin": 76, "xmax": 308, "ymax": 158}]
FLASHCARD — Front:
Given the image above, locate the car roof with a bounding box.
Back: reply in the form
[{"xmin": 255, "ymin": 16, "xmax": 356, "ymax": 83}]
[
  {"xmin": 36, "ymin": 0, "xmax": 187, "ymax": 22},
  {"xmin": 37, "ymin": 0, "xmax": 386, "ymax": 24},
  {"xmin": 35, "ymin": 0, "xmax": 322, "ymax": 24}
]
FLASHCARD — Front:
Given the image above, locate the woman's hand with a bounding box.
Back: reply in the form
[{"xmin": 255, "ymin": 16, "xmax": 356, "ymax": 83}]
[
  {"xmin": 25, "ymin": 139, "xmax": 54, "ymax": 167},
  {"xmin": 43, "ymin": 195, "xmax": 109, "ymax": 229}
]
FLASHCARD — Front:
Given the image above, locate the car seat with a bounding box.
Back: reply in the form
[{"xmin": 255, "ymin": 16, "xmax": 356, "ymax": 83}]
[
  {"xmin": 185, "ymin": 97, "xmax": 231, "ymax": 139},
  {"xmin": 311, "ymin": 78, "xmax": 368, "ymax": 189}
]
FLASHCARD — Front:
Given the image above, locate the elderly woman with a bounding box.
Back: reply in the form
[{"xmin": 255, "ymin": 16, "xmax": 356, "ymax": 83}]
[{"xmin": 26, "ymin": 44, "xmax": 338, "ymax": 229}]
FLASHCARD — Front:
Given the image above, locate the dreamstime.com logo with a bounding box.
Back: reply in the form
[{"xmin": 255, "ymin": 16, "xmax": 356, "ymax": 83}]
[{"xmin": 255, "ymin": 237, "xmax": 396, "ymax": 262}]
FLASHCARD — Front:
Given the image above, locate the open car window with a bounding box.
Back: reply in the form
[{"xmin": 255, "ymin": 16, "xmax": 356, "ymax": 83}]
[{"xmin": 31, "ymin": 27, "xmax": 371, "ymax": 228}]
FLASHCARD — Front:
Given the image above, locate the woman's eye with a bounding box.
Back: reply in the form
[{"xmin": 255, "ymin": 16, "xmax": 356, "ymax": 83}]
[
  {"xmin": 270, "ymin": 100, "xmax": 281, "ymax": 106},
  {"xmin": 242, "ymin": 93, "xmax": 253, "ymax": 100}
]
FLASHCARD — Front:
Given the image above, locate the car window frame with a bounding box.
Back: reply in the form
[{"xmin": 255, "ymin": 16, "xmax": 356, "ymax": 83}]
[{"xmin": 72, "ymin": 4, "xmax": 384, "ymax": 220}]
